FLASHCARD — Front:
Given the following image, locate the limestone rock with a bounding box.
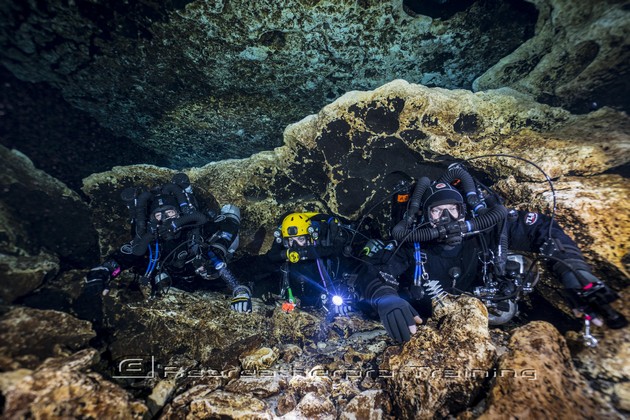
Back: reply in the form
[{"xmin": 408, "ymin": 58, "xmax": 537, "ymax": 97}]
[
  {"xmin": 0, "ymin": 368, "xmax": 32, "ymax": 394},
  {"xmin": 567, "ymin": 289, "xmax": 630, "ymax": 413},
  {"xmin": 0, "ymin": 1, "xmax": 538, "ymax": 168},
  {"xmin": 287, "ymin": 371, "xmax": 333, "ymax": 398},
  {"xmin": 270, "ymin": 306, "xmax": 329, "ymax": 347},
  {"xmin": 0, "ymin": 306, "xmax": 95, "ymax": 371},
  {"xmin": 496, "ymin": 174, "xmax": 630, "ymax": 280},
  {"xmin": 20, "ymin": 269, "xmax": 87, "ymax": 313},
  {"xmin": 0, "ymin": 252, "xmax": 59, "ymax": 304},
  {"xmin": 146, "ymin": 379, "xmax": 177, "ymax": 419},
  {"xmin": 280, "ymin": 344, "xmax": 303, "ymax": 363},
  {"xmin": 240, "ymin": 346, "xmax": 280, "ymax": 370},
  {"xmin": 339, "ymin": 390, "xmax": 394, "ymax": 420},
  {"xmin": 477, "ymin": 321, "xmax": 619, "ymax": 419},
  {"xmin": 224, "ymin": 375, "xmax": 286, "ymax": 399},
  {"xmin": 105, "ymin": 288, "xmax": 267, "ymax": 370},
  {"xmin": 2, "ymin": 349, "xmax": 148, "ymax": 419},
  {"xmin": 386, "ymin": 296, "xmax": 496, "ymax": 419},
  {"xmin": 474, "ymin": 0, "xmax": 630, "ymax": 113},
  {"xmin": 0, "ymin": 145, "xmax": 99, "ymax": 267},
  {"xmin": 162, "ymin": 389, "xmax": 272, "ymax": 419},
  {"xmin": 281, "ymin": 391, "xmax": 337, "ymax": 420},
  {"xmin": 161, "ymin": 382, "xmax": 224, "ymax": 419}
]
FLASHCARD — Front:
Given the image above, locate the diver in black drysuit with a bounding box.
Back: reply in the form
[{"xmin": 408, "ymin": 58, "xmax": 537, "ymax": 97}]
[
  {"xmin": 250, "ymin": 212, "xmax": 364, "ymax": 313},
  {"xmin": 75, "ymin": 175, "xmax": 251, "ymax": 325},
  {"xmin": 356, "ymin": 168, "xmax": 627, "ymax": 342}
]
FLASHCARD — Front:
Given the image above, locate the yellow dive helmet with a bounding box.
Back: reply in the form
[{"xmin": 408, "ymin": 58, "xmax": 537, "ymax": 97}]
[{"xmin": 280, "ymin": 212, "xmax": 318, "ymax": 238}]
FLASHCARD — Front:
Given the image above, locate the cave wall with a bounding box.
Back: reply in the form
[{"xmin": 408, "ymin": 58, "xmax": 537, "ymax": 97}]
[
  {"xmin": 0, "ymin": 0, "xmax": 537, "ymax": 169},
  {"xmin": 474, "ymin": 0, "xmax": 630, "ymax": 113}
]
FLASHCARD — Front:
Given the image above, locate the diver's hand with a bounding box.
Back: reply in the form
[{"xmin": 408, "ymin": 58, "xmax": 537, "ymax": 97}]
[
  {"xmin": 230, "ymin": 286, "xmax": 252, "ymax": 313},
  {"xmin": 564, "ymin": 271, "xmax": 628, "ymax": 329},
  {"xmin": 86, "ymin": 266, "xmax": 111, "ymax": 295},
  {"xmin": 373, "ymin": 288, "xmax": 422, "ymax": 342},
  {"xmin": 332, "ymin": 301, "xmax": 354, "ymax": 317},
  {"xmin": 77, "ymin": 266, "xmax": 113, "ymax": 325}
]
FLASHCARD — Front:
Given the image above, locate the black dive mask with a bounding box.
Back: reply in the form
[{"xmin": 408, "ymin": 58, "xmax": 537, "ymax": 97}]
[{"xmin": 433, "ymin": 208, "xmax": 458, "ymax": 227}]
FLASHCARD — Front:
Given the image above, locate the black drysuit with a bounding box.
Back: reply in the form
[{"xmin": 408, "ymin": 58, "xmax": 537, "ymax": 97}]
[
  {"xmin": 356, "ymin": 210, "xmax": 591, "ymax": 319},
  {"xmin": 256, "ymin": 217, "xmax": 360, "ymax": 308}
]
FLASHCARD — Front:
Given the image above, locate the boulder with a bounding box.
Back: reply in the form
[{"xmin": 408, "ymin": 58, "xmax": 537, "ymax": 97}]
[
  {"xmin": 0, "ymin": 252, "xmax": 59, "ymax": 304},
  {"xmin": 104, "ymin": 288, "xmax": 267, "ymax": 370},
  {"xmin": 2, "ymin": 349, "xmax": 148, "ymax": 419},
  {"xmin": 339, "ymin": 390, "xmax": 394, "ymax": 420},
  {"xmin": 386, "ymin": 296, "xmax": 496, "ymax": 419},
  {"xmin": 477, "ymin": 321, "xmax": 619, "ymax": 419},
  {"xmin": 162, "ymin": 389, "xmax": 272, "ymax": 419},
  {"xmin": 0, "ymin": 306, "xmax": 95, "ymax": 371},
  {"xmin": 0, "ymin": 145, "xmax": 99, "ymax": 268}
]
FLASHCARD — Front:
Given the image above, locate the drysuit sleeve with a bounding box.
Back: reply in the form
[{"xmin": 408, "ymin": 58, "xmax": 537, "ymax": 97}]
[
  {"xmin": 355, "ymin": 244, "xmax": 413, "ymax": 301},
  {"xmin": 507, "ymin": 210, "xmax": 590, "ymax": 278},
  {"xmin": 507, "ymin": 210, "xmax": 627, "ymax": 329}
]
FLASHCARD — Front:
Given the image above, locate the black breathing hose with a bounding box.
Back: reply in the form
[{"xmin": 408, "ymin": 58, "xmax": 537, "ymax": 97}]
[
  {"xmin": 437, "ymin": 166, "xmax": 481, "ymax": 209},
  {"xmin": 132, "ymin": 231, "xmax": 155, "ymax": 256},
  {"xmin": 134, "ymin": 191, "xmax": 153, "ymax": 237},
  {"xmin": 161, "ymin": 183, "xmax": 190, "ymax": 213},
  {"xmin": 404, "ymin": 177, "xmax": 432, "ymax": 224},
  {"xmin": 467, "ymin": 204, "xmax": 508, "ymax": 232},
  {"xmin": 392, "ymin": 201, "xmax": 508, "ymax": 243},
  {"xmin": 170, "ymin": 211, "xmax": 208, "ymax": 230}
]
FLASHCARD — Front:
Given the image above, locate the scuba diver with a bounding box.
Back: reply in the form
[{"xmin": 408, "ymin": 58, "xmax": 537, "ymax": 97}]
[
  {"xmin": 356, "ymin": 159, "xmax": 628, "ymax": 343},
  {"xmin": 76, "ymin": 173, "xmax": 252, "ymax": 325},
  {"xmin": 256, "ymin": 212, "xmax": 369, "ymax": 316}
]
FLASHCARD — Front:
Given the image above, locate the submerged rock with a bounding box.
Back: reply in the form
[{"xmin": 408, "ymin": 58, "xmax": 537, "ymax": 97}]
[
  {"xmin": 0, "ymin": 0, "xmax": 537, "ymax": 168},
  {"xmin": 386, "ymin": 296, "xmax": 496, "ymax": 418},
  {"xmin": 104, "ymin": 288, "xmax": 268, "ymax": 370},
  {"xmin": 162, "ymin": 389, "xmax": 272, "ymax": 419},
  {"xmin": 0, "ymin": 145, "xmax": 99, "ymax": 268},
  {"xmin": 477, "ymin": 321, "xmax": 619, "ymax": 419},
  {"xmin": 2, "ymin": 349, "xmax": 148, "ymax": 419},
  {"xmin": 0, "ymin": 252, "xmax": 59, "ymax": 304},
  {"xmin": 0, "ymin": 306, "xmax": 95, "ymax": 371},
  {"xmin": 339, "ymin": 389, "xmax": 394, "ymax": 420},
  {"xmin": 567, "ymin": 289, "xmax": 630, "ymax": 413},
  {"xmin": 474, "ymin": 0, "xmax": 630, "ymax": 113}
]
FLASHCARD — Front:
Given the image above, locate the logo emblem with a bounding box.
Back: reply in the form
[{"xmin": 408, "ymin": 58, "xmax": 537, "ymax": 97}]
[{"xmin": 525, "ymin": 212, "xmax": 538, "ymax": 225}]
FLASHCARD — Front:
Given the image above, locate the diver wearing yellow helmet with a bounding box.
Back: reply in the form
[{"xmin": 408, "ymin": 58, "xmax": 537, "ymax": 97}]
[{"xmin": 258, "ymin": 211, "xmax": 358, "ymax": 312}]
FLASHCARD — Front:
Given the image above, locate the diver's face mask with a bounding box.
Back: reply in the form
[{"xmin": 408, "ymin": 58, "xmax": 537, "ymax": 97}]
[
  {"xmin": 154, "ymin": 208, "xmax": 179, "ymax": 222},
  {"xmin": 286, "ymin": 235, "xmax": 309, "ymax": 248},
  {"xmin": 429, "ymin": 204, "xmax": 462, "ymax": 227}
]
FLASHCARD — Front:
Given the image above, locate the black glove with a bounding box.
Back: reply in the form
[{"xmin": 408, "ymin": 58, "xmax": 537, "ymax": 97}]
[
  {"xmin": 85, "ymin": 266, "xmax": 111, "ymax": 294},
  {"xmin": 230, "ymin": 285, "xmax": 253, "ymax": 313},
  {"xmin": 75, "ymin": 266, "xmax": 110, "ymax": 324},
  {"xmin": 563, "ymin": 270, "xmax": 628, "ymax": 329},
  {"xmin": 373, "ymin": 287, "xmax": 421, "ymax": 342},
  {"xmin": 286, "ymin": 246, "xmax": 318, "ymax": 263}
]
